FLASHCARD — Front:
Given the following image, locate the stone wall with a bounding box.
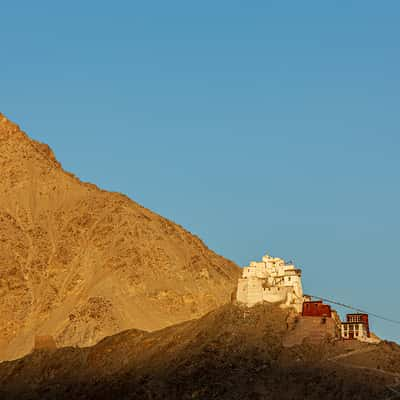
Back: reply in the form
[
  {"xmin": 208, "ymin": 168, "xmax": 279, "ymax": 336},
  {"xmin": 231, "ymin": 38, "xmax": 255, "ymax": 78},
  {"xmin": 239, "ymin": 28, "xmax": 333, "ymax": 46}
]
[
  {"xmin": 34, "ymin": 335, "xmax": 57, "ymax": 351},
  {"xmin": 283, "ymin": 316, "xmax": 340, "ymax": 347}
]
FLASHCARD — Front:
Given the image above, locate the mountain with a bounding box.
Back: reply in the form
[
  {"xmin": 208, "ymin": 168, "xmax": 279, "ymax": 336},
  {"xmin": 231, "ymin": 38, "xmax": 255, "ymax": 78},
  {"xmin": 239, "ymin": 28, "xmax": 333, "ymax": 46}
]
[
  {"xmin": 0, "ymin": 303, "xmax": 399, "ymax": 400},
  {"xmin": 0, "ymin": 113, "xmax": 240, "ymax": 361}
]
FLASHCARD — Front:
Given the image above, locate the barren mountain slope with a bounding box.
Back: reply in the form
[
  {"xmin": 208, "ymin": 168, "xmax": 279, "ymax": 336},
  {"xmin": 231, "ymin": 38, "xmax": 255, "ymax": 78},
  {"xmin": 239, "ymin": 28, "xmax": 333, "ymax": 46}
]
[
  {"xmin": 0, "ymin": 113, "xmax": 240, "ymax": 361},
  {"xmin": 1, "ymin": 303, "xmax": 399, "ymax": 400}
]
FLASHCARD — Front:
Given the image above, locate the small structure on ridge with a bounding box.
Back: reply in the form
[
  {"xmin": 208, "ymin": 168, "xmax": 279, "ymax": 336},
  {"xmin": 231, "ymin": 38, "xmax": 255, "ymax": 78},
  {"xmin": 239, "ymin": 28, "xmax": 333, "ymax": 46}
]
[
  {"xmin": 34, "ymin": 335, "xmax": 57, "ymax": 351},
  {"xmin": 236, "ymin": 253, "xmax": 305, "ymax": 312},
  {"xmin": 341, "ymin": 313, "xmax": 379, "ymax": 343}
]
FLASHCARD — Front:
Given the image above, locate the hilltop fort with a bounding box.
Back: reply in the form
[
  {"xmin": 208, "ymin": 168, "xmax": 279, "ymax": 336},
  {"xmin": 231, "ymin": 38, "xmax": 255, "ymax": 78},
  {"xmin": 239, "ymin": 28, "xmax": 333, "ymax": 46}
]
[{"xmin": 236, "ymin": 252, "xmax": 380, "ymax": 345}]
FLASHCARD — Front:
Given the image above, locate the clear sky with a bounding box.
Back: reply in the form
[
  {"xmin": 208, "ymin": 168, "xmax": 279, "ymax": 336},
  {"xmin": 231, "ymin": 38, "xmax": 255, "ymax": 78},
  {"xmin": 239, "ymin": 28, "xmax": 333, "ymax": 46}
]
[{"xmin": 1, "ymin": 1, "xmax": 399, "ymax": 342}]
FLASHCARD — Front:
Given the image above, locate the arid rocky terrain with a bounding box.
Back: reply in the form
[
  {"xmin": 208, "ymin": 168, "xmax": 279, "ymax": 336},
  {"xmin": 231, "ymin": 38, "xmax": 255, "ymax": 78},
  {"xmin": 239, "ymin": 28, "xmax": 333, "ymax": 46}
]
[
  {"xmin": 0, "ymin": 303, "xmax": 399, "ymax": 400},
  {"xmin": 1, "ymin": 114, "xmax": 399, "ymax": 400},
  {"xmin": 0, "ymin": 114, "xmax": 240, "ymax": 361}
]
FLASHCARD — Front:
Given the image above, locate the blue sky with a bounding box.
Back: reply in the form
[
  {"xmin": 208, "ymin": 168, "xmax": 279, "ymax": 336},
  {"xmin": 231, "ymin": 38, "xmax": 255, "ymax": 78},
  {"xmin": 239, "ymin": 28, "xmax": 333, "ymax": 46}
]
[{"xmin": 1, "ymin": 1, "xmax": 399, "ymax": 341}]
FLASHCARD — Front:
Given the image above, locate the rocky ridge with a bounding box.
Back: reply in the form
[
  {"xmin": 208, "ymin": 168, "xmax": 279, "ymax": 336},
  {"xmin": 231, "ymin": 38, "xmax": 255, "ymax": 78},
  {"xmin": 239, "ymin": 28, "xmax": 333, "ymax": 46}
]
[
  {"xmin": 0, "ymin": 113, "xmax": 240, "ymax": 361},
  {"xmin": 0, "ymin": 303, "xmax": 399, "ymax": 399}
]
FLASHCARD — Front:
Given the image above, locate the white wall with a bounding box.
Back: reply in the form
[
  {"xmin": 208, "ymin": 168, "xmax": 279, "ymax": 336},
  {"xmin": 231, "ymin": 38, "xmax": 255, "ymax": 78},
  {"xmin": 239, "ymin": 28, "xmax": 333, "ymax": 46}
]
[{"xmin": 237, "ymin": 253, "xmax": 305, "ymax": 312}]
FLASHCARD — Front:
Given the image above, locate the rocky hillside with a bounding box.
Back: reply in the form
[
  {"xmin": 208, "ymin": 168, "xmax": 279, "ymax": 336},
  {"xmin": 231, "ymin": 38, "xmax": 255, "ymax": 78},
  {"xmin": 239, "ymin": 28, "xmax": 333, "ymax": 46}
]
[
  {"xmin": 0, "ymin": 113, "xmax": 240, "ymax": 361},
  {"xmin": 0, "ymin": 303, "xmax": 399, "ymax": 399}
]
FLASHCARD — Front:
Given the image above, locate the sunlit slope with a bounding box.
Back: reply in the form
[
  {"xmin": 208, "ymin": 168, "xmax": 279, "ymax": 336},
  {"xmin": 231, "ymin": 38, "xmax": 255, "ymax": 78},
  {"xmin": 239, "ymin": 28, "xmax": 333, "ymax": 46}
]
[{"xmin": 0, "ymin": 113, "xmax": 240, "ymax": 361}]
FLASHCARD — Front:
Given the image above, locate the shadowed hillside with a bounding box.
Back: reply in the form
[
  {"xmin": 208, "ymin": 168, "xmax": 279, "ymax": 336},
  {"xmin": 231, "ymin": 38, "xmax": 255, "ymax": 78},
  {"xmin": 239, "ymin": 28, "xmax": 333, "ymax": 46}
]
[
  {"xmin": 0, "ymin": 114, "xmax": 240, "ymax": 361},
  {"xmin": 0, "ymin": 303, "xmax": 399, "ymax": 399}
]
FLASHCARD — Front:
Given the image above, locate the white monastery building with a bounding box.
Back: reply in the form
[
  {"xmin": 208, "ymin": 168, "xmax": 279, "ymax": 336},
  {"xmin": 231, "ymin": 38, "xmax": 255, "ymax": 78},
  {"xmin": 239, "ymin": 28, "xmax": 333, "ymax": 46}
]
[{"xmin": 236, "ymin": 253, "xmax": 305, "ymax": 312}]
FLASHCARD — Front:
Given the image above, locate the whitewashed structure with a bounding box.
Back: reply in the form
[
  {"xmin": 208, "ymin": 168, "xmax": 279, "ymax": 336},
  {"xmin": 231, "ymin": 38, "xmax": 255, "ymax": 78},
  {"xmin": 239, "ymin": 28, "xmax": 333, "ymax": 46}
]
[
  {"xmin": 341, "ymin": 322, "xmax": 369, "ymax": 341},
  {"xmin": 236, "ymin": 253, "xmax": 305, "ymax": 312}
]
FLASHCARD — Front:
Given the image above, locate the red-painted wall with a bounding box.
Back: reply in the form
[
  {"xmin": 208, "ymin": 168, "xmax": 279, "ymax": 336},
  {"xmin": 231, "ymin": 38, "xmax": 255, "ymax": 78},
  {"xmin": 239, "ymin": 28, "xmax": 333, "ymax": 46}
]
[{"xmin": 302, "ymin": 301, "xmax": 332, "ymax": 317}]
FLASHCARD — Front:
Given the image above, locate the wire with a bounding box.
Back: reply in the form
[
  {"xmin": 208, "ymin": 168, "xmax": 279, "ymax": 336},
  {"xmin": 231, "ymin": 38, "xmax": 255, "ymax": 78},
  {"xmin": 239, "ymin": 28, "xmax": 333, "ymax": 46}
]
[{"xmin": 305, "ymin": 294, "xmax": 400, "ymax": 325}]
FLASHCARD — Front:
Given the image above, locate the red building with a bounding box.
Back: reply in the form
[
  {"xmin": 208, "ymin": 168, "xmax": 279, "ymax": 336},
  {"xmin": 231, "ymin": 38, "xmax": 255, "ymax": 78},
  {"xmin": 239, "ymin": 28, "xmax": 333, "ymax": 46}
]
[
  {"xmin": 302, "ymin": 301, "xmax": 332, "ymax": 318},
  {"xmin": 342, "ymin": 313, "xmax": 370, "ymax": 339}
]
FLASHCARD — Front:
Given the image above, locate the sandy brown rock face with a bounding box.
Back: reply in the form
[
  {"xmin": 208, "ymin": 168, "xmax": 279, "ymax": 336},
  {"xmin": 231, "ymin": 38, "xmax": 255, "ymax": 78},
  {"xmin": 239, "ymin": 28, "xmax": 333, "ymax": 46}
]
[{"xmin": 0, "ymin": 113, "xmax": 240, "ymax": 361}]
